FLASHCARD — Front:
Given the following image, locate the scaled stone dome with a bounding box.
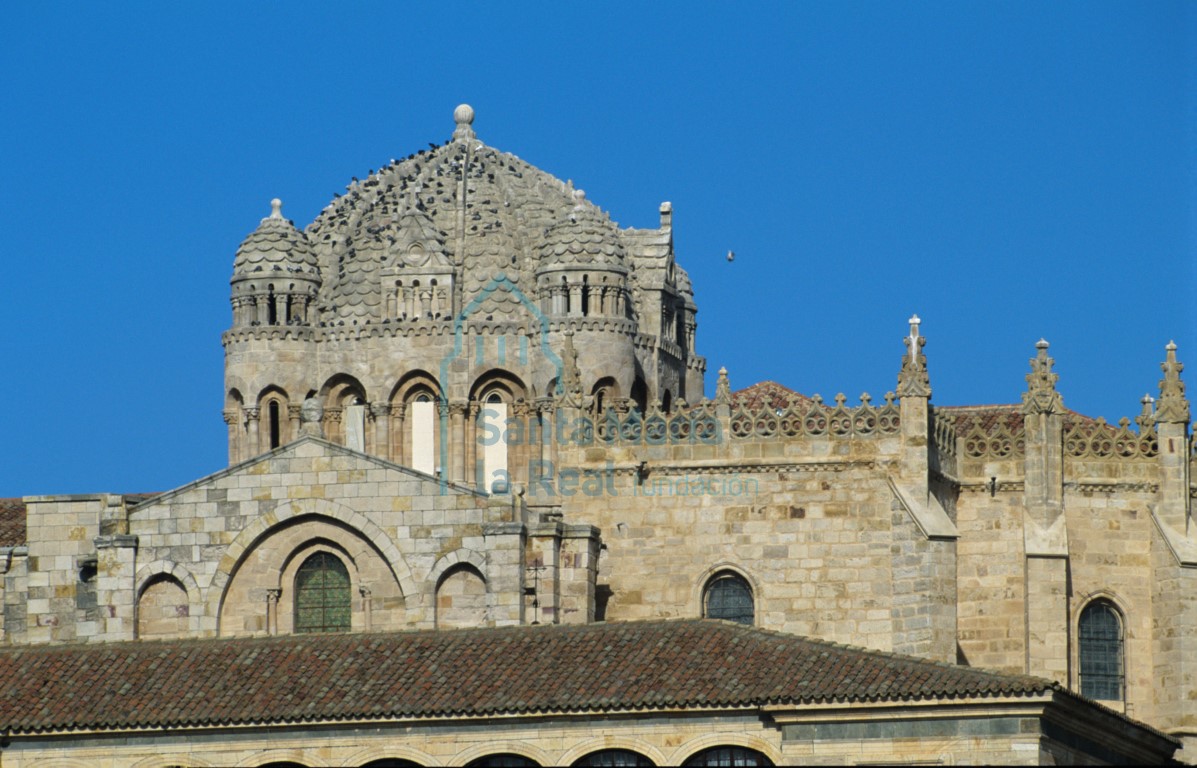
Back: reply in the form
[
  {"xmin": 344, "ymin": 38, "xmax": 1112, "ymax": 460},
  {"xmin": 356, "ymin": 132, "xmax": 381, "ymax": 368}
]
[
  {"xmin": 537, "ymin": 190, "xmax": 628, "ymax": 272},
  {"xmin": 304, "ymin": 105, "xmax": 630, "ymax": 320},
  {"xmin": 233, "ymin": 199, "xmax": 320, "ymax": 280}
]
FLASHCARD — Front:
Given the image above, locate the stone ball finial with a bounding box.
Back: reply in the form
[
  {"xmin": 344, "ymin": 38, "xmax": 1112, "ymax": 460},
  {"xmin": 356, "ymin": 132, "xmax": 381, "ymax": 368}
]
[
  {"xmin": 454, "ymin": 104, "xmax": 475, "ymax": 126},
  {"xmin": 573, "ymin": 189, "xmax": 586, "ymax": 210},
  {"xmin": 270, "ymin": 198, "xmax": 283, "ymax": 219},
  {"xmin": 1036, "ymin": 338, "xmax": 1050, "ymax": 350}
]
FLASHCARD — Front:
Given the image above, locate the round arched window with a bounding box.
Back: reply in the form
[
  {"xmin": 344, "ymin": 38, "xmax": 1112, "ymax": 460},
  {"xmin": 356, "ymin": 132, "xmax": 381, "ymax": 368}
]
[
  {"xmin": 1079, "ymin": 599, "xmax": 1124, "ymax": 701},
  {"xmin": 294, "ymin": 551, "xmax": 351, "ymax": 634},
  {"xmin": 704, "ymin": 571, "xmax": 754, "ymax": 625},
  {"xmin": 572, "ymin": 749, "xmax": 654, "ymax": 767},
  {"xmin": 682, "ymin": 746, "xmax": 772, "ymax": 766}
]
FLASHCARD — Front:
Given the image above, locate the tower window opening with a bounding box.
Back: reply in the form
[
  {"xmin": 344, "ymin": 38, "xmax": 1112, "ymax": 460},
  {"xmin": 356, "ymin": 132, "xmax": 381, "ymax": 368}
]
[
  {"xmin": 267, "ymin": 287, "xmax": 277, "ymax": 325},
  {"xmin": 581, "ymin": 275, "xmax": 590, "ymax": 316},
  {"xmin": 268, "ymin": 400, "xmax": 281, "ymax": 449}
]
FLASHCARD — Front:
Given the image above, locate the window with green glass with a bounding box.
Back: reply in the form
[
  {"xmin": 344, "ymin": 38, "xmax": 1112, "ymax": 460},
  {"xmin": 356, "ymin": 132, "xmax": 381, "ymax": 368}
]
[{"xmin": 294, "ymin": 551, "xmax": 351, "ymax": 633}]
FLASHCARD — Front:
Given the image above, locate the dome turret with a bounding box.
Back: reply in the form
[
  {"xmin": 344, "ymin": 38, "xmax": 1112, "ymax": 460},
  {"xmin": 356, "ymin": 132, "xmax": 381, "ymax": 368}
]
[
  {"xmin": 536, "ymin": 190, "xmax": 629, "ymax": 319},
  {"xmin": 230, "ymin": 199, "xmax": 322, "ymax": 327}
]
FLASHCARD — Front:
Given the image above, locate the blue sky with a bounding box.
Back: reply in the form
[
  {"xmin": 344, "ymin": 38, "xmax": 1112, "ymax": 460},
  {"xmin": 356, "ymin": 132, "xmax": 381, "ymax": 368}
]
[{"xmin": 2, "ymin": 3, "xmax": 1193, "ymax": 496}]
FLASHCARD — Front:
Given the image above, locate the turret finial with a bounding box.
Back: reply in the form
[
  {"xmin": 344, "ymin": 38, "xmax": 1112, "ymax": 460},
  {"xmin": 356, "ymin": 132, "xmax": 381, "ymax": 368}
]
[
  {"xmin": 453, "ymin": 104, "xmax": 476, "ymax": 142},
  {"xmin": 897, "ymin": 314, "xmax": 930, "ymax": 398},
  {"xmin": 269, "ymin": 198, "xmax": 283, "ymax": 220},
  {"xmin": 1155, "ymin": 341, "xmax": 1189, "ymax": 424},
  {"xmin": 1023, "ymin": 339, "xmax": 1064, "ymax": 415}
]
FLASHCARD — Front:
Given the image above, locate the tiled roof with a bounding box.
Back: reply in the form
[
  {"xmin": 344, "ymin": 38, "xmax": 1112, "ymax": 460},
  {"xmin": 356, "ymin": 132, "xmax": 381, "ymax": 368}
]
[
  {"xmin": 936, "ymin": 404, "xmax": 1126, "ymax": 434},
  {"xmin": 0, "ymin": 619, "xmax": 1059, "ymax": 735},
  {"xmin": 0, "ymin": 498, "xmax": 25, "ymax": 547},
  {"xmin": 732, "ymin": 381, "xmax": 810, "ymax": 410}
]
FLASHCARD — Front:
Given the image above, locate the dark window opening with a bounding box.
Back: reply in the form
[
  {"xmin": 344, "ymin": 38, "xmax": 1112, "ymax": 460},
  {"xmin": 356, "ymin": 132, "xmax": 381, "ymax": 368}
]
[
  {"xmin": 682, "ymin": 747, "xmax": 772, "ymax": 767},
  {"xmin": 573, "ymin": 749, "xmax": 654, "ymax": 767},
  {"xmin": 268, "ymin": 400, "xmax": 281, "ymax": 449}
]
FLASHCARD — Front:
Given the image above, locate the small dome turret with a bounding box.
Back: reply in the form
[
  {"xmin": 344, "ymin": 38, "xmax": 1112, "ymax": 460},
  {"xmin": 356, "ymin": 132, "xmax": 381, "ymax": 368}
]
[
  {"xmin": 536, "ymin": 191, "xmax": 629, "ymax": 319},
  {"xmin": 538, "ymin": 190, "xmax": 627, "ymax": 270},
  {"xmin": 233, "ymin": 199, "xmax": 320, "ymax": 279},
  {"xmin": 230, "ymin": 199, "xmax": 322, "ymax": 328}
]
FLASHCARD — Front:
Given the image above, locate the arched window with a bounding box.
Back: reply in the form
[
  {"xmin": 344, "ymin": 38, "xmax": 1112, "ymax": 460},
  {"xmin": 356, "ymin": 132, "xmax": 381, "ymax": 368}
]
[
  {"xmin": 704, "ymin": 571, "xmax": 754, "ymax": 625},
  {"xmin": 1079, "ymin": 600, "xmax": 1124, "ymax": 701},
  {"xmin": 480, "ymin": 391, "xmax": 509, "ymax": 493},
  {"xmin": 410, "ymin": 392, "xmax": 437, "ymax": 475},
  {"xmin": 681, "ymin": 747, "xmax": 772, "ymax": 767},
  {"xmin": 268, "ymin": 400, "xmax": 281, "ymax": 449},
  {"xmin": 294, "ymin": 552, "xmax": 351, "ymax": 634},
  {"xmin": 572, "ymin": 749, "xmax": 655, "ymax": 767}
]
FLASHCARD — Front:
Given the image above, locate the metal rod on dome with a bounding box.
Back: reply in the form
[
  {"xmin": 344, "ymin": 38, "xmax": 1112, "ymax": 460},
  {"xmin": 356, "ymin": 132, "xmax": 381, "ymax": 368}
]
[{"xmin": 452, "ymin": 104, "xmax": 474, "ymax": 321}]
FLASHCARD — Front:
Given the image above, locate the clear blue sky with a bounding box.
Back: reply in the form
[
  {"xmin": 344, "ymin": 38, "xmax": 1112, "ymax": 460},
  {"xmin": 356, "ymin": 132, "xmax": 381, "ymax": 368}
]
[{"xmin": 2, "ymin": 2, "xmax": 1193, "ymax": 496}]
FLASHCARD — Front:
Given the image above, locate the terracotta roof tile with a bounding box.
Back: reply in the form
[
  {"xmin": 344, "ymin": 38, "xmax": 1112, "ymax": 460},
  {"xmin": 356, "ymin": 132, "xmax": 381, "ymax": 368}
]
[
  {"xmin": 0, "ymin": 619, "xmax": 1059, "ymax": 735},
  {"xmin": 936, "ymin": 404, "xmax": 1127, "ymax": 434},
  {"xmin": 732, "ymin": 381, "xmax": 810, "ymax": 410},
  {"xmin": 0, "ymin": 499, "xmax": 26, "ymax": 547}
]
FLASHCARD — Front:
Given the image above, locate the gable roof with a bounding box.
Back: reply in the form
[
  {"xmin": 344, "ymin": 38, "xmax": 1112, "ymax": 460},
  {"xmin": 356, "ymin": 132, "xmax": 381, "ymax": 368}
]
[
  {"xmin": 0, "ymin": 619, "xmax": 1073, "ymax": 736},
  {"xmin": 732, "ymin": 381, "xmax": 811, "ymax": 410},
  {"xmin": 129, "ymin": 434, "xmax": 484, "ymax": 511}
]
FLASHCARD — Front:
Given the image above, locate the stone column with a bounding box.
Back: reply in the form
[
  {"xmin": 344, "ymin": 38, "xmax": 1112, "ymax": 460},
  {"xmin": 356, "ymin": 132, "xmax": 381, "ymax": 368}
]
[
  {"xmin": 559, "ymin": 524, "xmax": 602, "ymax": 624},
  {"xmin": 1021, "ymin": 339, "xmax": 1069, "ymax": 684},
  {"xmin": 287, "ymin": 404, "xmax": 302, "ymax": 445},
  {"xmin": 370, "ymin": 404, "xmax": 391, "ymax": 461},
  {"xmin": 324, "ymin": 407, "xmax": 342, "ymax": 446},
  {"xmin": 360, "ymin": 585, "xmax": 373, "ymax": 631},
  {"xmin": 466, "ymin": 402, "xmax": 480, "ymax": 489},
  {"xmin": 449, "ymin": 401, "xmax": 466, "ymax": 483},
  {"xmin": 437, "ymin": 402, "xmax": 452, "ymax": 481},
  {"xmin": 392, "ymin": 403, "xmax": 406, "ymax": 466},
  {"xmin": 511, "ymin": 401, "xmax": 531, "ymax": 488},
  {"xmin": 1154, "ymin": 342, "xmax": 1191, "ymax": 533},
  {"xmin": 266, "ymin": 589, "xmax": 280, "ymax": 636},
  {"xmin": 483, "ymin": 521, "xmax": 526, "ymax": 626},
  {"xmin": 94, "ymin": 535, "xmax": 138, "ymax": 643},
  {"xmin": 244, "ymin": 407, "xmax": 261, "ymax": 458},
  {"xmin": 1150, "ymin": 342, "xmax": 1197, "ymax": 751},
  {"xmin": 223, "ymin": 410, "xmax": 241, "ymax": 465},
  {"xmin": 896, "ymin": 315, "xmax": 931, "ymax": 501},
  {"xmin": 527, "ymin": 522, "xmax": 561, "ymax": 624}
]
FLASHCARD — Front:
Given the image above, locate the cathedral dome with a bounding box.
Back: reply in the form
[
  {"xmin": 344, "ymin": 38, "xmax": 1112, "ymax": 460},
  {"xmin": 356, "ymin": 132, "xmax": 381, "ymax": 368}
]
[
  {"xmin": 304, "ymin": 106, "xmax": 627, "ymax": 320},
  {"xmin": 232, "ymin": 199, "xmax": 320, "ymax": 280},
  {"xmin": 537, "ymin": 190, "xmax": 628, "ymax": 273}
]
